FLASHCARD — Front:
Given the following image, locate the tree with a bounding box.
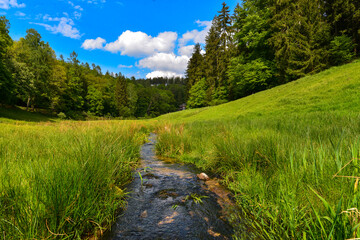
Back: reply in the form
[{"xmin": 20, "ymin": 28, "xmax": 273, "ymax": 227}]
[
  {"xmin": 114, "ymin": 74, "xmax": 129, "ymax": 117},
  {"xmin": 187, "ymin": 78, "xmax": 208, "ymax": 108},
  {"xmin": 13, "ymin": 29, "xmax": 56, "ymax": 110},
  {"xmin": 0, "ymin": 16, "xmax": 14, "ymax": 104},
  {"xmin": 329, "ymin": 35, "xmax": 355, "ymax": 65},
  {"xmin": 86, "ymin": 85, "xmax": 104, "ymax": 116},
  {"xmin": 204, "ymin": 18, "xmax": 220, "ymax": 102},
  {"xmin": 185, "ymin": 43, "xmax": 205, "ymax": 95},
  {"xmin": 325, "ymin": 0, "xmax": 360, "ymax": 54},
  {"xmin": 269, "ymin": 0, "xmax": 330, "ymax": 82}
]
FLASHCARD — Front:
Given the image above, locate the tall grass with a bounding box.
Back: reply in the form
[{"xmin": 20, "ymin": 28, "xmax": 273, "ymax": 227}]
[
  {"xmin": 156, "ymin": 112, "xmax": 360, "ymax": 238},
  {"xmin": 0, "ymin": 121, "xmax": 146, "ymax": 239}
]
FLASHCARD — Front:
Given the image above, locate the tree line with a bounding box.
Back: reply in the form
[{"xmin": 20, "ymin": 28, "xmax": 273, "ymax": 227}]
[
  {"xmin": 0, "ymin": 16, "xmax": 186, "ymax": 119},
  {"xmin": 186, "ymin": 0, "xmax": 359, "ymax": 108}
]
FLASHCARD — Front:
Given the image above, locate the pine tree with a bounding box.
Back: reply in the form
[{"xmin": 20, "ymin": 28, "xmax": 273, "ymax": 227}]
[
  {"xmin": 269, "ymin": 0, "xmax": 329, "ymax": 82},
  {"xmin": 204, "ymin": 20, "xmax": 220, "ymax": 103},
  {"xmin": 114, "ymin": 74, "xmax": 129, "ymax": 117},
  {"xmin": 185, "ymin": 43, "xmax": 205, "ymax": 95},
  {"xmin": 325, "ymin": 0, "xmax": 360, "ymax": 55},
  {"xmin": 214, "ymin": 2, "xmax": 233, "ymax": 103}
]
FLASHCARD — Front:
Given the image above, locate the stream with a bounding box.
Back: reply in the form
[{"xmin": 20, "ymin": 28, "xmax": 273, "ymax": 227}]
[{"xmin": 104, "ymin": 133, "xmax": 236, "ymax": 239}]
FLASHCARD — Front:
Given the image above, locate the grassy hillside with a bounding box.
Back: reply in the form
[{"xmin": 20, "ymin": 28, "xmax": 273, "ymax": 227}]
[
  {"xmin": 155, "ymin": 61, "xmax": 360, "ymax": 239},
  {"xmin": 157, "ymin": 60, "xmax": 360, "ymax": 122},
  {"xmin": 0, "ymin": 106, "xmax": 57, "ymax": 123}
]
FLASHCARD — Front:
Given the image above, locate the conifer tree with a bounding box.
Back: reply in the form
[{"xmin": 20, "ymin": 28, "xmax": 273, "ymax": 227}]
[
  {"xmin": 269, "ymin": 0, "xmax": 329, "ymax": 82},
  {"xmin": 114, "ymin": 74, "xmax": 129, "ymax": 117},
  {"xmin": 185, "ymin": 43, "xmax": 204, "ymax": 95},
  {"xmin": 204, "ymin": 20, "xmax": 220, "ymax": 103}
]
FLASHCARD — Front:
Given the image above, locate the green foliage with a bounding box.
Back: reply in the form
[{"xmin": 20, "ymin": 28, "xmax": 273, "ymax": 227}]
[
  {"xmin": 187, "ymin": 78, "xmax": 208, "ymax": 108},
  {"xmin": 228, "ymin": 57, "xmax": 274, "ymax": 97},
  {"xmin": 0, "ymin": 16, "xmax": 15, "ymax": 104},
  {"xmin": 86, "ymin": 85, "xmax": 104, "ymax": 116},
  {"xmin": 329, "ymin": 35, "xmax": 355, "ymax": 65}
]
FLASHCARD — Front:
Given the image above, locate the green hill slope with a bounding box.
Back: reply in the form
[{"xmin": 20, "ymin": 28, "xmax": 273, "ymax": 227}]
[
  {"xmin": 155, "ymin": 61, "xmax": 360, "ymax": 239},
  {"xmin": 157, "ymin": 60, "xmax": 360, "ymax": 122}
]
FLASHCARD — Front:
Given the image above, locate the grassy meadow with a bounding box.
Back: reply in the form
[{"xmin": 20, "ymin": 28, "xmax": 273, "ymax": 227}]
[
  {"xmin": 155, "ymin": 61, "xmax": 360, "ymax": 238},
  {"xmin": 1, "ymin": 60, "xmax": 360, "ymax": 239},
  {"xmin": 0, "ymin": 118, "xmax": 147, "ymax": 239}
]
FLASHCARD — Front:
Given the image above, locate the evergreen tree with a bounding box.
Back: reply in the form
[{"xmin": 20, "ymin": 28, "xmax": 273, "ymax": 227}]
[
  {"xmin": 204, "ymin": 19, "xmax": 220, "ymax": 102},
  {"xmin": 325, "ymin": 0, "xmax": 360, "ymax": 54},
  {"xmin": 185, "ymin": 43, "xmax": 205, "ymax": 95},
  {"xmin": 269, "ymin": 0, "xmax": 329, "ymax": 82},
  {"xmin": 214, "ymin": 2, "xmax": 233, "ymax": 103},
  {"xmin": 114, "ymin": 74, "xmax": 129, "ymax": 117}
]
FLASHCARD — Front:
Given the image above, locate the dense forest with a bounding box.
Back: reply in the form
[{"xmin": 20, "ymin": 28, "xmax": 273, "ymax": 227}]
[
  {"xmin": 1, "ymin": 0, "xmax": 359, "ymax": 118},
  {"xmin": 0, "ymin": 18, "xmax": 186, "ymax": 119},
  {"xmin": 186, "ymin": 0, "xmax": 359, "ymax": 108}
]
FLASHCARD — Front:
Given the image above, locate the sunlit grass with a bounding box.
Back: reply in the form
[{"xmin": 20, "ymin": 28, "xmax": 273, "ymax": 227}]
[
  {"xmin": 0, "ymin": 120, "xmax": 147, "ymax": 239},
  {"xmin": 155, "ymin": 60, "xmax": 360, "ymax": 238}
]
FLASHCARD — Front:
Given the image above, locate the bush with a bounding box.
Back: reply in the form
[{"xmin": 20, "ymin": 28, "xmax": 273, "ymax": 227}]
[
  {"xmin": 57, "ymin": 112, "xmax": 66, "ymax": 119},
  {"xmin": 329, "ymin": 35, "xmax": 355, "ymax": 66}
]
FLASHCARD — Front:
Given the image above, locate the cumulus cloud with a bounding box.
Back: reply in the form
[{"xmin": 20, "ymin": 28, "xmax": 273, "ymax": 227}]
[
  {"xmin": 146, "ymin": 71, "xmax": 184, "ymax": 79},
  {"xmin": 82, "ymin": 37, "xmax": 106, "ymax": 50},
  {"xmin": 0, "ymin": 0, "xmax": 25, "ymax": 9},
  {"xmin": 102, "ymin": 31, "xmax": 177, "ymax": 57},
  {"xmin": 178, "ymin": 45, "xmax": 195, "ymax": 57},
  {"xmin": 32, "ymin": 15, "xmax": 82, "ymax": 39},
  {"xmin": 179, "ymin": 20, "xmax": 212, "ymax": 46},
  {"xmin": 137, "ymin": 53, "xmax": 189, "ymax": 78}
]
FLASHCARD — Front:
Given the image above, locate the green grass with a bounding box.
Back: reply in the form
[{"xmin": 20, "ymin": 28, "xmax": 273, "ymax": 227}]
[
  {"xmin": 0, "ymin": 106, "xmax": 57, "ymax": 123},
  {"xmin": 155, "ymin": 60, "xmax": 360, "ymax": 239},
  {"xmin": 157, "ymin": 60, "xmax": 360, "ymax": 122},
  {"xmin": 0, "ymin": 120, "xmax": 147, "ymax": 239}
]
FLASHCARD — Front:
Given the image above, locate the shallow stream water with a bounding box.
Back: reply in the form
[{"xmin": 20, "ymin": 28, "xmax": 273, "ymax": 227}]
[{"xmin": 104, "ymin": 133, "xmax": 236, "ymax": 239}]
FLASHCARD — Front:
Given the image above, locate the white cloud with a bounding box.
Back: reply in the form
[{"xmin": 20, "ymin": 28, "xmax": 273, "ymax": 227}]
[
  {"xmin": 82, "ymin": 37, "xmax": 106, "ymax": 50},
  {"xmin": 0, "ymin": 11, "xmax": 6, "ymax": 15},
  {"xmin": 103, "ymin": 30, "xmax": 177, "ymax": 57},
  {"xmin": 68, "ymin": 1, "xmax": 83, "ymax": 11},
  {"xmin": 146, "ymin": 71, "xmax": 184, "ymax": 79},
  {"xmin": 85, "ymin": 0, "xmax": 106, "ymax": 4},
  {"xmin": 14, "ymin": 10, "xmax": 25, "ymax": 17},
  {"xmin": 32, "ymin": 15, "xmax": 82, "ymax": 39},
  {"xmin": 178, "ymin": 45, "xmax": 195, "ymax": 57},
  {"xmin": 179, "ymin": 20, "xmax": 212, "ymax": 46},
  {"xmin": 0, "ymin": 0, "xmax": 25, "ymax": 9},
  {"xmin": 118, "ymin": 64, "xmax": 133, "ymax": 69},
  {"xmin": 137, "ymin": 53, "xmax": 189, "ymax": 75},
  {"xmin": 74, "ymin": 11, "xmax": 81, "ymax": 20}
]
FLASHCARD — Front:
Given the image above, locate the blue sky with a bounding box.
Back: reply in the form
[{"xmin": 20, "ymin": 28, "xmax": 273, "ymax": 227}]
[{"xmin": 0, "ymin": 0, "xmax": 240, "ymax": 78}]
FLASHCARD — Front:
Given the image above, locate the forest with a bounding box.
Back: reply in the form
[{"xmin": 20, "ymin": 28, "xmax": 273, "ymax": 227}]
[
  {"xmin": 186, "ymin": 0, "xmax": 359, "ymax": 107},
  {"xmin": 0, "ymin": 20, "xmax": 186, "ymax": 119}
]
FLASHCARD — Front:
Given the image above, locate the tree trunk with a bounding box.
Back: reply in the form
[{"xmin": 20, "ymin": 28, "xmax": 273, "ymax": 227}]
[{"xmin": 26, "ymin": 97, "xmax": 31, "ymax": 111}]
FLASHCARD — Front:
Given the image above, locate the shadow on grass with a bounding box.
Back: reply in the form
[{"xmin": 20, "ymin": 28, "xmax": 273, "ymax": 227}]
[{"xmin": 0, "ymin": 106, "xmax": 56, "ymax": 122}]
